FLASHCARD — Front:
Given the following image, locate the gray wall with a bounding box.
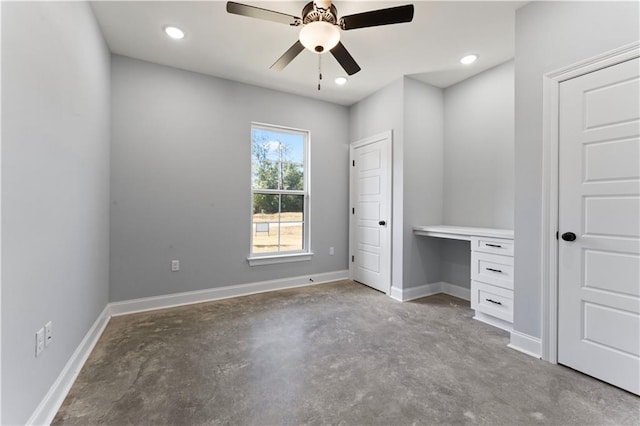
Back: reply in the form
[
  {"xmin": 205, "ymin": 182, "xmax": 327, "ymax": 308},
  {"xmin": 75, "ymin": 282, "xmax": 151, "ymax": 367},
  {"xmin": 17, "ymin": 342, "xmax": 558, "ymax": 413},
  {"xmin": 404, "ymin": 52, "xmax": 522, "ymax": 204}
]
[
  {"xmin": 110, "ymin": 55, "xmax": 350, "ymax": 302},
  {"xmin": 440, "ymin": 61, "xmax": 515, "ymax": 288},
  {"xmin": 440, "ymin": 239, "xmax": 472, "ymax": 289},
  {"xmin": 402, "ymin": 77, "xmax": 444, "ymax": 288},
  {"xmin": 1, "ymin": 2, "xmax": 111, "ymax": 424},
  {"xmin": 443, "ymin": 60, "xmax": 514, "ymax": 229},
  {"xmin": 514, "ymin": 1, "xmax": 640, "ymax": 338}
]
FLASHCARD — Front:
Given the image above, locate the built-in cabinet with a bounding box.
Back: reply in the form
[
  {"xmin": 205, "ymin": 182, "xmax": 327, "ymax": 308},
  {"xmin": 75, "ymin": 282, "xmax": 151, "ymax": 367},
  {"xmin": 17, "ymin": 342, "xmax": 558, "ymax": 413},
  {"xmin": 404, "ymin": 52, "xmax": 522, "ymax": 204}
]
[
  {"xmin": 470, "ymin": 236, "xmax": 514, "ymax": 331},
  {"xmin": 413, "ymin": 225, "xmax": 514, "ymax": 331}
]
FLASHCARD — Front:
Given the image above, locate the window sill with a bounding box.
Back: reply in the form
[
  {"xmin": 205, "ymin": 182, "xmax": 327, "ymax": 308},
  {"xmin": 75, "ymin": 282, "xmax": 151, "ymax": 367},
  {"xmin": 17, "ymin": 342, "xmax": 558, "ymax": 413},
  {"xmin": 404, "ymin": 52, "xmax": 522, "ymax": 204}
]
[{"xmin": 248, "ymin": 252, "xmax": 313, "ymax": 266}]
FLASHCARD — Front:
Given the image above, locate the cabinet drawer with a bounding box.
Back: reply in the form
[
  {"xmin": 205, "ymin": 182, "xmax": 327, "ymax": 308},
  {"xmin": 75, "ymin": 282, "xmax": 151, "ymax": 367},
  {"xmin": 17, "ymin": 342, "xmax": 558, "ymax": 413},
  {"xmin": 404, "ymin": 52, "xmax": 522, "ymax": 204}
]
[
  {"xmin": 471, "ymin": 251, "xmax": 514, "ymax": 289},
  {"xmin": 471, "ymin": 281, "xmax": 513, "ymax": 323},
  {"xmin": 471, "ymin": 237, "xmax": 514, "ymax": 256}
]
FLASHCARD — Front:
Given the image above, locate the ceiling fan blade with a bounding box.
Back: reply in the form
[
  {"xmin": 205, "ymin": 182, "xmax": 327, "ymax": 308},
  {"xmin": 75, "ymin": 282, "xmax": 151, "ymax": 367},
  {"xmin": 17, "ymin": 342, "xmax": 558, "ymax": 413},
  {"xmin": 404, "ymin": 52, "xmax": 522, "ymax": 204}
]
[
  {"xmin": 271, "ymin": 41, "xmax": 305, "ymax": 71},
  {"xmin": 339, "ymin": 4, "xmax": 414, "ymax": 30},
  {"xmin": 226, "ymin": 2, "xmax": 301, "ymax": 26},
  {"xmin": 330, "ymin": 42, "xmax": 361, "ymax": 76}
]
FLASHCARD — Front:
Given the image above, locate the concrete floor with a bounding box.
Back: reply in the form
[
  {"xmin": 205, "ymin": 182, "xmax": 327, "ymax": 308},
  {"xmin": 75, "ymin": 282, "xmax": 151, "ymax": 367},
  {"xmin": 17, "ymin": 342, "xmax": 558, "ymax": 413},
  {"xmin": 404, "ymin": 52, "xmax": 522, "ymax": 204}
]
[{"xmin": 54, "ymin": 280, "xmax": 639, "ymax": 425}]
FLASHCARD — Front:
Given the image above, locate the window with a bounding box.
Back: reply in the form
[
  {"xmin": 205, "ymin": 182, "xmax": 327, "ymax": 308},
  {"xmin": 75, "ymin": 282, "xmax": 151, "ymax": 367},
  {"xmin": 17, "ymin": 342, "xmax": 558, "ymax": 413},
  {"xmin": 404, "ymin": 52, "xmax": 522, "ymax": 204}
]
[{"xmin": 249, "ymin": 123, "xmax": 310, "ymax": 265}]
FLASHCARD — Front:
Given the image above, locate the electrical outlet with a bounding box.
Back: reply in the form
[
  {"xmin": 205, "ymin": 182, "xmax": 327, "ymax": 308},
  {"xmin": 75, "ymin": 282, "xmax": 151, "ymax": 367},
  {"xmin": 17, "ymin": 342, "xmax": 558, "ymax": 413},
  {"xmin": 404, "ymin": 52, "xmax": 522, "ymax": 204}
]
[
  {"xmin": 36, "ymin": 328, "xmax": 45, "ymax": 357},
  {"xmin": 329, "ymin": 247, "xmax": 335, "ymax": 255},
  {"xmin": 171, "ymin": 260, "xmax": 180, "ymax": 272},
  {"xmin": 45, "ymin": 321, "xmax": 53, "ymax": 347}
]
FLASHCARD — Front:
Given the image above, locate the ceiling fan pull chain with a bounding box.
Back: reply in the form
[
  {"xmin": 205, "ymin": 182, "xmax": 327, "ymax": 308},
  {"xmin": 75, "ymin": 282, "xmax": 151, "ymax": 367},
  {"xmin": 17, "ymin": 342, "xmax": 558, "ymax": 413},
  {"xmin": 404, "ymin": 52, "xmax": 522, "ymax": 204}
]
[{"xmin": 318, "ymin": 54, "xmax": 323, "ymax": 91}]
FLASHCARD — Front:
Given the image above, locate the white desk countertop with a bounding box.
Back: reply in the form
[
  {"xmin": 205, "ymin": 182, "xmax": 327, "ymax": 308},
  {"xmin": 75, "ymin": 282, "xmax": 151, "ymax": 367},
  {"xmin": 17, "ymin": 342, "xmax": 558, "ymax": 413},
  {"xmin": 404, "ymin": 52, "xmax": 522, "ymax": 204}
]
[{"xmin": 412, "ymin": 225, "xmax": 514, "ymax": 241}]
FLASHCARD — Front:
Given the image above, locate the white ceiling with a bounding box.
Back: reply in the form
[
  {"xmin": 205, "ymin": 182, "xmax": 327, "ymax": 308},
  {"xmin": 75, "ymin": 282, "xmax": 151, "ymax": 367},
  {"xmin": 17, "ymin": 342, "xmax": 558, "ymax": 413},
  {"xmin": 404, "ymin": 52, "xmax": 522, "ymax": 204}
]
[{"xmin": 90, "ymin": 1, "xmax": 526, "ymax": 106}]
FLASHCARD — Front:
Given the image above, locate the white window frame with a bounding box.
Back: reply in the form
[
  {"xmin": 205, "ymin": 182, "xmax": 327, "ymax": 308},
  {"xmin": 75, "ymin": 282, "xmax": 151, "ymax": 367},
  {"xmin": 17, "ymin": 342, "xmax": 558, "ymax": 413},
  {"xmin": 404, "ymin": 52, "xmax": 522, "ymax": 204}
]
[{"xmin": 248, "ymin": 122, "xmax": 312, "ymax": 266}]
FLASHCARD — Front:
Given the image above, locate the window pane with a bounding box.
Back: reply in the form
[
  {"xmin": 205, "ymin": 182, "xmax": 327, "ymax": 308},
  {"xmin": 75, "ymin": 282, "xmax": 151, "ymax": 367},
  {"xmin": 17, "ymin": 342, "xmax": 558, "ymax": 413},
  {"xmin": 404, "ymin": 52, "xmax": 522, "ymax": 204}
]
[
  {"xmin": 252, "ymin": 159, "xmax": 279, "ymax": 190},
  {"xmin": 280, "ymin": 194, "xmax": 304, "ymax": 251},
  {"xmin": 252, "ymin": 194, "xmax": 279, "ymax": 253},
  {"xmin": 252, "ymin": 128, "xmax": 305, "ymax": 190},
  {"xmin": 282, "ymin": 162, "xmax": 304, "ymax": 191},
  {"xmin": 281, "ymin": 135, "xmax": 304, "ymax": 165},
  {"xmin": 252, "ymin": 194, "xmax": 304, "ymax": 253}
]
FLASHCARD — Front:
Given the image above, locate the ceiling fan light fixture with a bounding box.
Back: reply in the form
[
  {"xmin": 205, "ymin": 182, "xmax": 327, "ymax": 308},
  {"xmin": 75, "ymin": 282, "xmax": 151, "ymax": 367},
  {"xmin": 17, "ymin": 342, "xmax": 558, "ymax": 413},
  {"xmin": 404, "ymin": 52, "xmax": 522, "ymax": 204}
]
[{"xmin": 299, "ymin": 21, "xmax": 340, "ymax": 54}]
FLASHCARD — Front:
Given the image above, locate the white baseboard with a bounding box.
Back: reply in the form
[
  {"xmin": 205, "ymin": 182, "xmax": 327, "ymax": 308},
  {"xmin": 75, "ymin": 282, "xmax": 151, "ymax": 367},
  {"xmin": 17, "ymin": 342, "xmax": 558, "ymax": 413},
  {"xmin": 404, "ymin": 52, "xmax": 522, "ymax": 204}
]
[
  {"xmin": 390, "ymin": 281, "xmax": 470, "ymax": 302},
  {"xmin": 27, "ymin": 305, "xmax": 111, "ymax": 426},
  {"xmin": 109, "ymin": 270, "xmax": 349, "ymax": 316},
  {"xmin": 389, "ymin": 282, "xmax": 442, "ymax": 302},
  {"xmin": 389, "ymin": 285, "xmax": 403, "ymax": 301},
  {"xmin": 508, "ymin": 330, "xmax": 542, "ymax": 359},
  {"xmin": 440, "ymin": 282, "xmax": 470, "ymax": 301},
  {"xmin": 473, "ymin": 311, "xmax": 513, "ymax": 332}
]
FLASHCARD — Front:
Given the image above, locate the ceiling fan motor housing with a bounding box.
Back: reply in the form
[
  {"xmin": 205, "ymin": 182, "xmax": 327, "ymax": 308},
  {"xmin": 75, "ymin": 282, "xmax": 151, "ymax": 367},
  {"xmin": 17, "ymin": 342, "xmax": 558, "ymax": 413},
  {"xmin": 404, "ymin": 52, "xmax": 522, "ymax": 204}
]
[{"xmin": 302, "ymin": 2, "xmax": 338, "ymax": 25}]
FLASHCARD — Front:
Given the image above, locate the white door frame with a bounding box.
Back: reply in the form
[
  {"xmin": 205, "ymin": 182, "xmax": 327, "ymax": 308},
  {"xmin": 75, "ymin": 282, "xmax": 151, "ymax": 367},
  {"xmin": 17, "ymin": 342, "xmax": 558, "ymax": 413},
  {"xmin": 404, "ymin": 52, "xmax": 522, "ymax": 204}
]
[
  {"xmin": 0, "ymin": 2, "xmax": 4, "ymax": 420},
  {"xmin": 541, "ymin": 41, "xmax": 640, "ymax": 363},
  {"xmin": 349, "ymin": 131, "xmax": 393, "ymax": 294}
]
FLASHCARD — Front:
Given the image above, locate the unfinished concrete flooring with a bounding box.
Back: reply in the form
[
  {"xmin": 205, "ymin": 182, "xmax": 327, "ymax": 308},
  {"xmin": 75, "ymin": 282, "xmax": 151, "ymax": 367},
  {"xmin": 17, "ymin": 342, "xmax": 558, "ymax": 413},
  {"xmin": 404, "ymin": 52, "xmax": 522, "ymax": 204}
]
[{"xmin": 53, "ymin": 280, "xmax": 639, "ymax": 425}]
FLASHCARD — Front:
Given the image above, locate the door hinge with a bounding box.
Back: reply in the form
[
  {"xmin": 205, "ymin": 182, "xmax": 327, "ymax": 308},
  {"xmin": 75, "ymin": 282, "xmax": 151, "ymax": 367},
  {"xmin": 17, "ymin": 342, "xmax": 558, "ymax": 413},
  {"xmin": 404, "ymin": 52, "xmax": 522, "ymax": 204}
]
[
  {"xmin": 352, "ymin": 207, "xmax": 355, "ymax": 214},
  {"xmin": 352, "ymin": 160, "xmax": 355, "ymax": 166},
  {"xmin": 351, "ymin": 255, "xmax": 354, "ymax": 262},
  {"xmin": 556, "ymin": 231, "xmax": 559, "ymax": 240}
]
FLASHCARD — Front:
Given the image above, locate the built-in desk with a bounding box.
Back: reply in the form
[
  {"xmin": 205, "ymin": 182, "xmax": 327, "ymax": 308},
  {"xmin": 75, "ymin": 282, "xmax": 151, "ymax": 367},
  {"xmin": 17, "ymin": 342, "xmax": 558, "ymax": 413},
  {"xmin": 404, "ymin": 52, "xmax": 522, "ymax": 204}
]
[
  {"xmin": 413, "ymin": 225, "xmax": 515, "ymax": 331},
  {"xmin": 413, "ymin": 225, "xmax": 513, "ymax": 241}
]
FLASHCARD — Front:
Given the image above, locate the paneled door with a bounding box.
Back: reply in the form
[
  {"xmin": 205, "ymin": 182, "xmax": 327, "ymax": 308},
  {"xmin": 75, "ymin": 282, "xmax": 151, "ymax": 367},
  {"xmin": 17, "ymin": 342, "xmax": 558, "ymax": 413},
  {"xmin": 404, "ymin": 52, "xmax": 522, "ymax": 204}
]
[
  {"xmin": 558, "ymin": 57, "xmax": 640, "ymax": 394},
  {"xmin": 349, "ymin": 132, "xmax": 392, "ymax": 294}
]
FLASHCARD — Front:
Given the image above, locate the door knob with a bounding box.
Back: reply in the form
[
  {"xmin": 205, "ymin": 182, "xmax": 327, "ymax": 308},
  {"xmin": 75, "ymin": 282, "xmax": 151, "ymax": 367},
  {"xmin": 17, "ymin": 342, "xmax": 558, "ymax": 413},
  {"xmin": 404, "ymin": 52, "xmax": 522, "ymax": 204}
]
[
  {"xmin": 379, "ymin": 220, "xmax": 386, "ymax": 226},
  {"xmin": 561, "ymin": 232, "xmax": 577, "ymax": 241}
]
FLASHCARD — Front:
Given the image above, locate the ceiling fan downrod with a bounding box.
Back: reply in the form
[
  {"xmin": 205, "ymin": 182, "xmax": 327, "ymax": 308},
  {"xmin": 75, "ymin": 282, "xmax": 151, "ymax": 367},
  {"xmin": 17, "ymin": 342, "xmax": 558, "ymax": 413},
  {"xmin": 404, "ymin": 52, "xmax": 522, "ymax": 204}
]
[{"xmin": 318, "ymin": 54, "xmax": 323, "ymax": 91}]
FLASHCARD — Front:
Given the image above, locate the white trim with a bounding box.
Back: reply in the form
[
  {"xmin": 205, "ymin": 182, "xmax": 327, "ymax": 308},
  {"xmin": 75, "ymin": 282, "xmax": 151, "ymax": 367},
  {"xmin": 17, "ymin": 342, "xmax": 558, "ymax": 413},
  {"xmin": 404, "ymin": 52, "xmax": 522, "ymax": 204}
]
[
  {"xmin": 247, "ymin": 252, "xmax": 313, "ymax": 266},
  {"xmin": 249, "ymin": 122, "xmax": 311, "ymax": 261},
  {"xmin": 389, "ymin": 286, "xmax": 404, "ymax": 301},
  {"xmin": 389, "ymin": 282, "xmax": 441, "ymax": 302},
  {"xmin": 26, "ymin": 306, "xmax": 111, "ymax": 426},
  {"xmin": 541, "ymin": 41, "xmax": 640, "ymax": 364},
  {"xmin": 541, "ymin": 72, "xmax": 560, "ymax": 364},
  {"xmin": 110, "ymin": 270, "xmax": 348, "ymax": 316},
  {"xmin": 441, "ymin": 282, "xmax": 470, "ymax": 301},
  {"xmin": 389, "ymin": 282, "xmax": 470, "ymax": 302},
  {"xmin": 473, "ymin": 311, "xmax": 513, "ymax": 332},
  {"xmin": 508, "ymin": 330, "xmax": 542, "ymax": 359},
  {"xmin": 402, "ymin": 283, "xmax": 441, "ymax": 301},
  {"xmin": 0, "ymin": 3, "xmax": 3, "ymax": 421},
  {"xmin": 349, "ymin": 131, "xmax": 393, "ymax": 295},
  {"xmin": 546, "ymin": 41, "xmax": 640, "ymax": 82}
]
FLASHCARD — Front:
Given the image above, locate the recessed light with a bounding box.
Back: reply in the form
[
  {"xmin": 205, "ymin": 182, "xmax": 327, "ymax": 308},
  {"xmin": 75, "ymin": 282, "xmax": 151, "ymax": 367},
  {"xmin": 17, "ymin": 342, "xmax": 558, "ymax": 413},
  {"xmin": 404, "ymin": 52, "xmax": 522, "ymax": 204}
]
[
  {"xmin": 460, "ymin": 54, "xmax": 478, "ymax": 65},
  {"xmin": 335, "ymin": 76, "xmax": 348, "ymax": 86},
  {"xmin": 164, "ymin": 26, "xmax": 185, "ymax": 40}
]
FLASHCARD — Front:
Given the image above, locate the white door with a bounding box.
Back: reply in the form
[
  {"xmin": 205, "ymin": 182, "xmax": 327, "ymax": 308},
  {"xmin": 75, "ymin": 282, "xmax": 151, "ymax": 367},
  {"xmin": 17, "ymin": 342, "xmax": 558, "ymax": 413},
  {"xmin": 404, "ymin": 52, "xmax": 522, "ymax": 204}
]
[
  {"xmin": 349, "ymin": 132, "xmax": 392, "ymax": 294},
  {"xmin": 558, "ymin": 57, "xmax": 640, "ymax": 394}
]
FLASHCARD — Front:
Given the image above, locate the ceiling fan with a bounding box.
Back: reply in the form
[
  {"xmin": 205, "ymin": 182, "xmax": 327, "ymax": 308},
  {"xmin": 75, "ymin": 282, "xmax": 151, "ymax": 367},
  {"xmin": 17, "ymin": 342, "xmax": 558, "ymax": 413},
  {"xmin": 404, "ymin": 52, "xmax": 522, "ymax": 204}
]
[{"xmin": 226, "ymin": 0, "xmax": 415, "ymax": 76}]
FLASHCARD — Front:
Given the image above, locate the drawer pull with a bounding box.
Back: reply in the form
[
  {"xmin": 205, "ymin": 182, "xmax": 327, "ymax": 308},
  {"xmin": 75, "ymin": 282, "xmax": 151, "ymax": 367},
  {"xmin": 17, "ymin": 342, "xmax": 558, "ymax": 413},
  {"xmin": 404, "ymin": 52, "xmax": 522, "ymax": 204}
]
[
  {"xmin": 486, "ymin": 298, "xmax": 503, "ymax": 306},
  {"xmin": 486, "ymin": 267, "xmax": 503, "ymax": 273},
  {"xmin": 485, "ymin": 243, "xmax": 502, "ymax": 248}
]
